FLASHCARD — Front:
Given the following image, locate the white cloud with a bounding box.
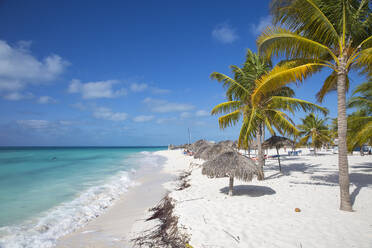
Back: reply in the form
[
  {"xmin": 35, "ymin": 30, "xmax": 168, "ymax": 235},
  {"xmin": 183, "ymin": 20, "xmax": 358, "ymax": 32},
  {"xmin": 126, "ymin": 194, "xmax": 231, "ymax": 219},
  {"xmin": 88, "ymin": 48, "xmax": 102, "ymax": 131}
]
[
  {"xmin": 92, "ymin": 107, "xmax": 128, "ymax": 121},
  {"xmin": 133, "ymin": 115, "xmax": 154, "ymax": 122},
  {"xmin": 250, "ymin": 16, "xmax": 272, "ymax": 36},
  {"xmin": 37, "ymin": 96, "xmax": 57, "ymax": 104},
  {"xmin": 68, "ymin": 79, "xmax": 127, "ymax": 99},
  {"xmin": 17, "ymin": 120, "xmax": 50, "ymax": 129},
  {"xmin": 70, "ymin": 102, "xmax": 87, "ymax": 111},
  {"xmin": 130, "ymin": 83, "xmax": 148, "ymax": 92},
  {"xmin": 180, "ymin": 112, "xmax": 192, "ymax": 119},
  {"xmin": 143, "ymin": 97, "xmax": 194, "ymax": 113},
  {"xmin": 212, "ymin": 23, "xmax": 238, "ymax": 44},
  {"xmin": 151, "ymin": 87, "xmax": 171, "ymax": 94},
  {"xmin": 156, "ymin": 117, "xmax": 176, "ymax": 124},
  {"xmin": 3, "ymin": 92, "xmax": 34, "ymax": 101},
  {"xmin": 0, "ymin": 40, "xmax": 69, "ymax": 99},
  {"xmin": 196, "ymin": 110, "xmax": 209, "ymax": 117},
  {"xmin": 16, "ymin": 119, "xmax": 75, "ymax": 133}
]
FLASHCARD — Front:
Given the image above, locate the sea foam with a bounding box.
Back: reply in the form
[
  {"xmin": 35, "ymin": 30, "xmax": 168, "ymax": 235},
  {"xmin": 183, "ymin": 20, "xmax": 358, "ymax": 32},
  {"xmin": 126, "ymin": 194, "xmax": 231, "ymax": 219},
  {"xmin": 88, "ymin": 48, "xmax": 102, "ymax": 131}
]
[{"xmin": 0, "ymin": 151, "xmax": 166, "ymax": 248}]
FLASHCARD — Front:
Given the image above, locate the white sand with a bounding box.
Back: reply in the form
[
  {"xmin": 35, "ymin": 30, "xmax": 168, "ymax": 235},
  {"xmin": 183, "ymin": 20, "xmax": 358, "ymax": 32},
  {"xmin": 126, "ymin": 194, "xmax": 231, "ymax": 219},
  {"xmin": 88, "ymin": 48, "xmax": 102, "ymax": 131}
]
[
  {"xmin": 56, "ymin": 163, "xmax": 176, "ymax": 248},
  {"xmin": 57, "ymin": 149, "xmax": 372, "ymax": 248},
  {"xmin": 148, "ymin": 149, "xmax": 372, "ymax": 248}
]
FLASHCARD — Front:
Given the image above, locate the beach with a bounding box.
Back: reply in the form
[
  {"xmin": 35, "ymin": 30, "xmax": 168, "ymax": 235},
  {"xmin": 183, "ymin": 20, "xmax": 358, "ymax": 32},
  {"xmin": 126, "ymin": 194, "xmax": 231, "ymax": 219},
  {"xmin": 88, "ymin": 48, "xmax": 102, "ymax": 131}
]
[{"xmin": 57, "ymin": 148, "xmax": 372, "ymax": 248}]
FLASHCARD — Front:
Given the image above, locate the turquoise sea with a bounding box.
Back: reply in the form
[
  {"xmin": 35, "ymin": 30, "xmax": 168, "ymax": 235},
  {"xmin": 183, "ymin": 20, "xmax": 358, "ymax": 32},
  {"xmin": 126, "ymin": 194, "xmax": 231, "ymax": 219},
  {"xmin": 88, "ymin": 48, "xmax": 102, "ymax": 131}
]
[{"xmin": 0, "ymin": 146, "xmax": 166, "ymax": 248}]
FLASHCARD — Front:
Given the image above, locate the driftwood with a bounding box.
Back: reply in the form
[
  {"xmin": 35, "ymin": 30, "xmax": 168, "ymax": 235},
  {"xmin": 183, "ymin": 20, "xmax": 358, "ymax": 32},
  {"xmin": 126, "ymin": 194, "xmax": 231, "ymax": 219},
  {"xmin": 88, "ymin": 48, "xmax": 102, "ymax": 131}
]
[{"xmin": 131, "ymin": 195, "xmax": 190, "ymax": 248}]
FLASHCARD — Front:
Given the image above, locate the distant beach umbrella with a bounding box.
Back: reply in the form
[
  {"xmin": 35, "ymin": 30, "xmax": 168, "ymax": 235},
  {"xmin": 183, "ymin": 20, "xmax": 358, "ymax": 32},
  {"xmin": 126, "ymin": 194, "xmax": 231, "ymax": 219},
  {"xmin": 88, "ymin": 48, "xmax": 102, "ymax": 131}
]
[
  {"xmin": 262, "ymin": 135, "xmax": 294, "ymax": 172},
  {"xmin": 193, "ymin": 144, "xmax": 213, "ymax": 158},
  {"xmin": 190, "ymin": 139, "xmax": 211, "ymax": 153},
  {"xmin": 217, "ymin": 140, "xmax": 234, "ymax": 147},
  {"xmin": 195, "ymin": 143, "xmax": 234, "ymax": 161},
  {"xmin": 202, "ymin": 151, "xmax": 259, "ymax": 196}
]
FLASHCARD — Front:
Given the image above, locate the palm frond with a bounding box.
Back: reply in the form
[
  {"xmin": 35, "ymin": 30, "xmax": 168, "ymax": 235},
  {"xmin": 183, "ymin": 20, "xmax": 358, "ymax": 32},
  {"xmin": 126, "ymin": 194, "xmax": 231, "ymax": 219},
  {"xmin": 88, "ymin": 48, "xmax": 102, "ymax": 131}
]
[
  {"xmin": 270, "ymin": 0, "xmax": 340, "ymax": 46},
  {"xmin": 257, "ymin": 27, "xmax": 338, "ymax": 62},
  {"xmin": 270, "ymin": 96, "xmax": 329, "ymax": 115},
  {"xmin": 211, "ymin": 101, "xmax": 242, "ymax": 115},
  {"xmin": 218, "ymin": 110, "xmax": 241, "ymax": 129},
  {"xmin": 252, "ymin": 63, "xmax": 320, "ymax": 105}
]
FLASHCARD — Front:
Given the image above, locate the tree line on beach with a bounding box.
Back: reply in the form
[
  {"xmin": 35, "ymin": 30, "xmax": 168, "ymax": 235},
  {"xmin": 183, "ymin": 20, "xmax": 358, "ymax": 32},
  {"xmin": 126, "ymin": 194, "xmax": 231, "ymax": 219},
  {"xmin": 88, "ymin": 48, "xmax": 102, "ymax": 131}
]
[{"xmin": 210, "ymin": 0, "xmax": 371, "ymax": 212}]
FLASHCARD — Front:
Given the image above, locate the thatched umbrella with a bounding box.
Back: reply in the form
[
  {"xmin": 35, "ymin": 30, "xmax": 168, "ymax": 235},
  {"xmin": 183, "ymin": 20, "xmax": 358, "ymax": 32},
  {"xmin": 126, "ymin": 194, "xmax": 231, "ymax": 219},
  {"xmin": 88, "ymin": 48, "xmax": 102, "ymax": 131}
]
[
  {"xmin": 190, "ymin": 139, "xmax": 211, "ymax": 153},
  {"xmin": 262, "ymin": 135, "xmax": 294, "ymax": 172},
  {"xmin": 195, "ymin": 143, "xmax": 234, "ymax": 161},
  {"xmin": 202, "ymin": 151, "xmax": 259, "ymax": 196},
  {"xmin": 217, "ymin": 140, "xmax": 234, "ymax": 147},
  {"xmin": 193, "ymin": 144, "xmax": 213, "ymax": 158}
]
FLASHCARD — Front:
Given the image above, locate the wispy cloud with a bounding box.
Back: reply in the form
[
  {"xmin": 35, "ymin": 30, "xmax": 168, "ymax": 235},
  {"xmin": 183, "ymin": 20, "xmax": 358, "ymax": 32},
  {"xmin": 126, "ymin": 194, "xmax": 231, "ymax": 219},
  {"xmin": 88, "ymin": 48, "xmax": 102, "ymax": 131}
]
[
  {"xmin": 143, "ymin": 97, "xmax": 194, "ymax": 113},
  {"xmin": 180, "ymin": 112, "xmax": 192, "ymax": 119},
  {"xmin": 3, "ymin": 92, "xmax": 34, "ymax": 101},
  {"xmin": 250, "ymin": 16, "xmax": 272, "ymax": 36},
  {"xmin": 156, "ymin": 117, "xmax": 177, "ymax": 124},
  {"xmin": 133, "ymin": 115, "xmax": 154, "ymax": 122},
  {"xmin": 212, "ymin": 23, "xmax": 238, "ymax": 44},
  {"xmin": 0, "ymin": 40, "xmax": 69, "ymax": 100},
  {"xmin": 196, "ymin": 110, "xmax": 209, "ymax": 117},
  {"xmin": 37, "ymin": 96, "xmax": 57, "ymax": 104},
  {"xmin": 70, "ymin": 102, "xmax": 87, "ymax": 111},
  {"xmin": 68, "ymin": 79, "xmax": 127, "ymax": 99},
  {"xmin": 16, "ymin": 119, "xmax": 74, "ymax": 131},
  {"xmin": 92, "ymin": 107, "xmax": 128, "ymax": 121},
  {"xmin": 151, "ymin": 87, "xmax": 171, "ymax": 94},
  {"xmin": 130, "ymin": 83, "xmax": 148, "ymax": 92}
]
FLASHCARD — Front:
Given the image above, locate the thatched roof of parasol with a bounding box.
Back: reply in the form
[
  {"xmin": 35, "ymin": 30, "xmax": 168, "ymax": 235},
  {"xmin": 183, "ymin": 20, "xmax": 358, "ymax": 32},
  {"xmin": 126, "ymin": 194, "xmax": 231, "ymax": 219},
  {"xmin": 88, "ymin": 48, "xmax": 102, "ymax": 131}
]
[
  {"xmin": 262, "ymin": 135, "xmax": 294, "ymax": 149},
  {"xmin": 202, "ymin": 151, "xmax": 259, "ymax": 182},
  {"xmin": 217, "ymin": 140, "xmax": 234, "ymax": 147},
  {"xmin": 190, "ymin": 139, "xmax": 211, "ymax": 152},
  {"xmin": 195, "ymin": 143, "xmax": 234, "ymax": 160},
  {"xmin": 193, "ymin": 144, "xmax": 213, "ymax": 158}
]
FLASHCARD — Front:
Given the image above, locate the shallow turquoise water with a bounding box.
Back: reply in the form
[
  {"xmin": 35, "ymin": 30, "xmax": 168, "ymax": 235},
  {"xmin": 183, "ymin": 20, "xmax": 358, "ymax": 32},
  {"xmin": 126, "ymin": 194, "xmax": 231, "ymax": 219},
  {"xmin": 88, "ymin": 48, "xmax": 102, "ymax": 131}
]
[{"xmin": 0, "ymin": 146, "xmax": 166, "ymax": 247}]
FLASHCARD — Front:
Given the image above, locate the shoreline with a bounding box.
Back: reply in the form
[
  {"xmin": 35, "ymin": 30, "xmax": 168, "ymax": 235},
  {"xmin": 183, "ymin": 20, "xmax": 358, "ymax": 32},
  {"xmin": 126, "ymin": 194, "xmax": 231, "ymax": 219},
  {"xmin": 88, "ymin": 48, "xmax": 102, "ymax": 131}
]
[
  {"xmin": 56, "ymin": 150, "xmax": 177, "ymax": 248},
  {"xmin": 56, "ymin": 148, "xmax": 372, "ymax": 248}
]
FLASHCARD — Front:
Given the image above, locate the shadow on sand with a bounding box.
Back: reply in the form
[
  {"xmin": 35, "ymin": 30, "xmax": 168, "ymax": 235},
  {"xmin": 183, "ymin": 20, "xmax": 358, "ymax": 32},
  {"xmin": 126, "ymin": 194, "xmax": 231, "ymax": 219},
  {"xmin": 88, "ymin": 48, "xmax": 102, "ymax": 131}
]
[
  {"xmin": 220, "ymin": 185, "xmax": 276, "ymax": 197},
  {"xmin": 310, "ymin": 172, "xmax": 372, "ymax": 206}
]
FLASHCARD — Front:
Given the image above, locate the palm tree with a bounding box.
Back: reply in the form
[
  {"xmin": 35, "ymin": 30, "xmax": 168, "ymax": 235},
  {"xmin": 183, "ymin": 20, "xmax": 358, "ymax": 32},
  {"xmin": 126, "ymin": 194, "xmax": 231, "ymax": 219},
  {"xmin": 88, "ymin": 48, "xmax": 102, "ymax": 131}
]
[
  {"xmin": 211, "ymin": 50, "xmax": 328, "ymax": 179},
  {"xmin": 257, "ymin": 0, "xmax": 371, "ymax": 211},
  {"xmin": 347, "ymin": 80, "xmax": 372, "ymax": 153},
  {"xmin": 297, "ymin": 113, "xmax": 331, "ymax": 155},
  {"xmin": 211, "ymin": 49, "xmax": 270, "ymax": 179}
]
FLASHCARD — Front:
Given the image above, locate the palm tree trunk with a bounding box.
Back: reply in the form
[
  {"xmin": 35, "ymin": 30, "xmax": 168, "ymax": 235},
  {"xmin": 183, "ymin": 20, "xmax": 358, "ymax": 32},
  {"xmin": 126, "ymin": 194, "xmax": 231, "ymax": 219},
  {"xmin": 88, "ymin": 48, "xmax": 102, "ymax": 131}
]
[
  {"xmin": 257, "ymin": 124, "xmax": 265, "ymax": 180},
  {"xmin": 337, "ymin": 68, "xmax": 352, "ymax": 211},
  {"xmin": 229, "ymin": 176, "xmax": 234, "ymax": 196},
  {"xmin": 276, "ymin": 146, "xmax": 282, "ymax": 172},
  {"xmin": 262, "ymin": 124, "xmax": 266, "ymax": 166}
]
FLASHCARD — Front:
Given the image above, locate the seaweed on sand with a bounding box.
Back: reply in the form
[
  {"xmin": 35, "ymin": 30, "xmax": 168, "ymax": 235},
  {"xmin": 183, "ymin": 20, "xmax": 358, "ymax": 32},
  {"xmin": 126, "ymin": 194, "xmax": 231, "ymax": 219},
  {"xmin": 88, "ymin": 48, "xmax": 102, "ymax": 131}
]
[
  {"xmin": 177, "ymin": 171, "xmax": 191, "ymax": 191},
  {"xmin": 131, "ymin": 194, "xmax": 190, "ymax": 248}
]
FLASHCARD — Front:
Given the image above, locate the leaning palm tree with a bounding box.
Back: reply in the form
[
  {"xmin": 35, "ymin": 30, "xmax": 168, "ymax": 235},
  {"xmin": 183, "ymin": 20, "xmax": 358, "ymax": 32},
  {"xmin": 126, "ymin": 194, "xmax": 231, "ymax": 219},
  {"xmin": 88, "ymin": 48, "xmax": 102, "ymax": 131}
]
[
  {"xmin": 297, "ymin": 113, "xmax": 331, "ymax": 155},
  {"xmin": 211, "ymin": 50, "xmax": 328, "ymax": 180},
  {"xmin": 257, "ymin": 0, "xmax": 371, "ymax": 211},
  {"xmin": 347, "ymin": 80, "xmax": 372, "ymax": 152}
]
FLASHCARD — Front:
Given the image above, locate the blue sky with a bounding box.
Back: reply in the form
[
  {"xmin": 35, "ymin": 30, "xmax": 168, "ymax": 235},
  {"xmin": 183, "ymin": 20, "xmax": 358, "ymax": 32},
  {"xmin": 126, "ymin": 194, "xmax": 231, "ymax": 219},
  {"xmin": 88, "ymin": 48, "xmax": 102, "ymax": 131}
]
[{"xmin": 0, "ymin": 0, "xmax": 367, "ymax": 146}]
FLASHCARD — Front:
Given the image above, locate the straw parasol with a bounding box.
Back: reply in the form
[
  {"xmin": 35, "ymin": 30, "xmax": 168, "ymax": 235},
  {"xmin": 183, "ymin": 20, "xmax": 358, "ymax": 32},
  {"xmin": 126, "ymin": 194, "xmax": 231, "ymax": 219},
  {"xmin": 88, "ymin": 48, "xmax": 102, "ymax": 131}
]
[
  {"xmin": 194, "ymin": 143, "xmax": 234, "ymax": 161},
  {"xmin": 217, "ymin": 140, "xmax": 234, "ymax": 147},
  {"xmin": 193, "ymin": 144, "xmax": 213, "ymax": 158},
  {"xmin": 190, "ymin": 140, "xmax": 211, "ymax": 153},
  {"xmin": 202, "ymin": 151, "xmax": 259, "ymax": 196},
  {"xmin": 262, "ymin": 135, "xmax": 294, "ymax": 172}
]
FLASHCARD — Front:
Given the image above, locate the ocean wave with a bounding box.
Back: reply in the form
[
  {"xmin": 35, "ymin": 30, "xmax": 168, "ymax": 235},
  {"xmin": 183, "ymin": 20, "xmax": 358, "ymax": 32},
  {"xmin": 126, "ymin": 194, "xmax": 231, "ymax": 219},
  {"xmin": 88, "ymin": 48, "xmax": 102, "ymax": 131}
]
[{"xmin": 0, "ymin": 151, "xmax": 166, "ymax": 248}]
